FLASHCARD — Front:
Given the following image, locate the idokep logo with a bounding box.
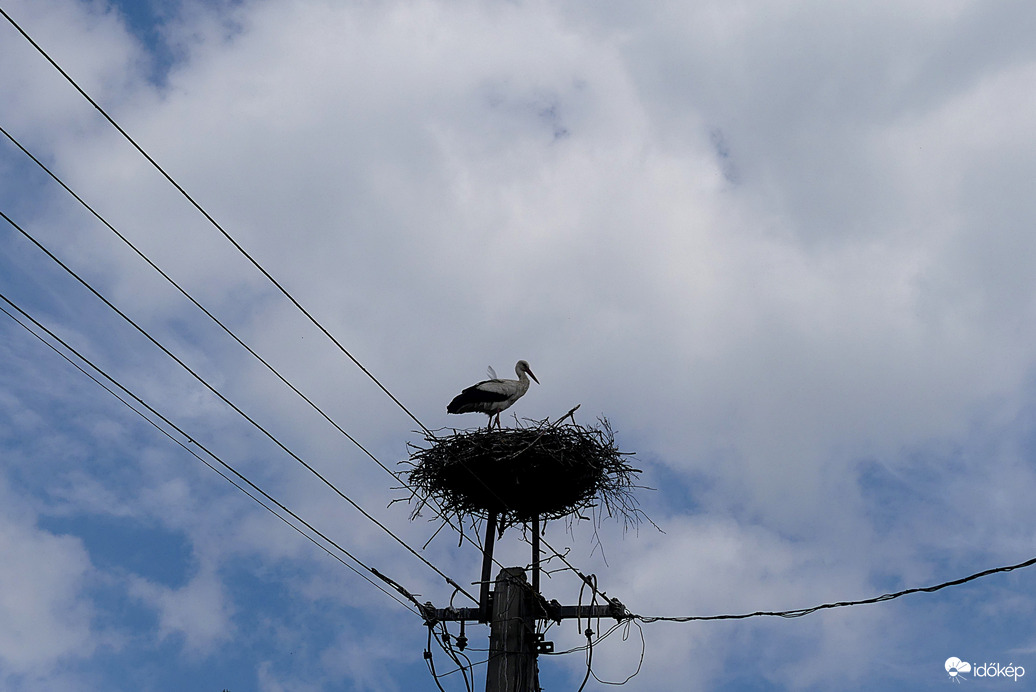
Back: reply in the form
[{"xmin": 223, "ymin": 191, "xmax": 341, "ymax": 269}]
[
  {"xmin": 946, "ymin": 657, "xmax": 971, "ymax": 681},
  {"xmin": 945, "ymin": 657, "xmax": 1026, "ymax": 683}
]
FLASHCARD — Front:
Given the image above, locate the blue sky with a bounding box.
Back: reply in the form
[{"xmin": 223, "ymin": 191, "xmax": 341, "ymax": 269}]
[{"xmin": 2, "ymin": 0, "xmax": 1036, "ymax": 690}]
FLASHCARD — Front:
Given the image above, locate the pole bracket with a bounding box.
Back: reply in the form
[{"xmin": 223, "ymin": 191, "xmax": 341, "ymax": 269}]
[{"xmin": 533, "ymin": 633, "xmax": 554, "ymax": 654}]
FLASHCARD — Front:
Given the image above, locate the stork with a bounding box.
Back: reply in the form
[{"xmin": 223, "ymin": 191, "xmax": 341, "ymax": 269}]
[{"xmin": 447, "ymin": 360, "xmax": 540, "ymax": 429}]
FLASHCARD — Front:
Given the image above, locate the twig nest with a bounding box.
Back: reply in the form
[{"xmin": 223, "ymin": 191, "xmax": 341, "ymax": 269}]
[{"xmin": 404, "ymin": 417, "xmax": 641, "ymax": 528}]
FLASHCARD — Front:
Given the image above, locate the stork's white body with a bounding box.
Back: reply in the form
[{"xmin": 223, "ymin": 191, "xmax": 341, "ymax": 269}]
[{"xmin": 447, "ymin": 360, "xmax": 539, "ymax": 428}]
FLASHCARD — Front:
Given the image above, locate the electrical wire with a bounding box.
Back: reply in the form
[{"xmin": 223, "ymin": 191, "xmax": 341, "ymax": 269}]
[
  {"xmin": 635, "ymin": 554, "xmax": 1036, "ymax": 622},
  {"xmin": 425, "ymin": 625, "xmax": 452, "ymax": 692},
  {"xmin": 576, "ymin": 626, "xmax": 593, "ymax": 692},
  {"xmin": 0, "ymin": 206, "xmax": 477, "ymax": 604},
  {"xmin": 590, "ymin": 620, "xmax": 644, "ymax": 686},
  {"xmin": 424, "ymin": 625, "xmax": 476, "ymax": 692},
  {"xmin": 435, "ymin": 622, "xmax": 474, "ymax": 692},
  {"xmin": 430, "ymin": 656, "xmax": 491, "ymax": 680},
  {"xmin": 540, "ymin": 619, "xmax": 626, "ymax": 657},
  {"xmin": 0, "ymin": 292, "xmax": 424, "ymax": 616},
  {"xmin": 425, "ymin": 625, "xmax": 492, "ymax": 691}
]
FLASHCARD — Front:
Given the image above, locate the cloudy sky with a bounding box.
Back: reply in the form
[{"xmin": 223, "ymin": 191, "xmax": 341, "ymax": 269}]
[{"xmin": 2, "ymin": 0, "xmax": 1036, "ymax": 689}]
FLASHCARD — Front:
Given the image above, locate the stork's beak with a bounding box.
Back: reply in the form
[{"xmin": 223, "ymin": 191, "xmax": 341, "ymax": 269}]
[{"xmin": 528, "ymin": 368, "xmax": 539, "ymax": 385}]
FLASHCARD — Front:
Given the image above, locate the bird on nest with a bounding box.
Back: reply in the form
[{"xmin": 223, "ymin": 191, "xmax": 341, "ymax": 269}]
[{"xmin": 447, "ymin": 360, "xmax": 539, "ymax": 429}]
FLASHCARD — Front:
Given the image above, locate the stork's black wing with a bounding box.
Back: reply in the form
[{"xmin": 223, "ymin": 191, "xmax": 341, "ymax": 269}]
[{"xmin": 447, "ymin": 380, "xmax": 511, "ymax": 413}]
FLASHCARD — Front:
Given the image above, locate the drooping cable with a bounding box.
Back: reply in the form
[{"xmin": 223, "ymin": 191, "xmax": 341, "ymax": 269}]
[
  {"xmin": 635, "ymin": 554, "xmax": 1036, "ymax": 622},
  {"xmin": 590, "ymin": 620, "xmax": 644, "ymax": 686},
  {"xmin": 435, "ymin": 622, "xmax": 474, "ymax": 692},
  {"xmin": 424, "ymin": 625, "xmax": 451, "ymax": 692},
  {"xmin": 576, "ymin": 626, "xmax": 593, "ymax": 692}
]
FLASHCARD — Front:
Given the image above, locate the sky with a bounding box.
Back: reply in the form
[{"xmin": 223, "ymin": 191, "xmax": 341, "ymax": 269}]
[{"xmin": 1, "ymin": 0, "xmax": 1036, "ymax": 690}]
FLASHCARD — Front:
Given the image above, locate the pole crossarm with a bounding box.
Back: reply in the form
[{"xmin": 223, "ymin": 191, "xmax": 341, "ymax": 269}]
[{"xmin": 427, "ymin": 599, "xmax": 630, "ymax": 625}]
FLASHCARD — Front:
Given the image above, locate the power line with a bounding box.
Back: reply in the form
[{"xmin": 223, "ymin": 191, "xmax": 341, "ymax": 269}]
[
  {"xmin": 0, "ymin": 4, "xmax": 429, "ymax": 435},
  {"xmin": 0, "ymin": 291, "xmax": 425, "ymax": 617},
  {"xmin": 0, "ymin": 206, "xmax": 477, "ymax": 604},
  {"xmin": 634, "ymin": 554, "xmax": 1036, "ymax": 623}
]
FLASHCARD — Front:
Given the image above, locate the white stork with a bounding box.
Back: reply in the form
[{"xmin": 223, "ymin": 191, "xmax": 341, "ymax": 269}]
[{"xmin": 447, "ymin": 360, "xmax": 539, "ymax": 429}]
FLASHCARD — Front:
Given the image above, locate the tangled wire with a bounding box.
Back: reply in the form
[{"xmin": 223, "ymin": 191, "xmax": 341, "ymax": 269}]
[{"xmin": 403, "ymin": 416, "xmax": 645, "ymax": 532}]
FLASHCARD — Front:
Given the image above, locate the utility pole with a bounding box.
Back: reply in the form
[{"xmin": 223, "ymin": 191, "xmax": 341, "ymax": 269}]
[
  {"xmin": 430, "ymin": 566, "xmax": 628, "ymax": 692},
  {"xmin": 486, "ymin": 568, "xmax": 538, "ymax": 692}
]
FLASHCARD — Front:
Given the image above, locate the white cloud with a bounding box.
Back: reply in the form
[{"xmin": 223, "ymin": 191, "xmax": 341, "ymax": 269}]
[
  {"xmin": 0, "ymin": 484, "xmax": 97, "ymax": 676},
  {"xmin": 128, "ymin": 561, "xmax": 234, "ymax": 654}
]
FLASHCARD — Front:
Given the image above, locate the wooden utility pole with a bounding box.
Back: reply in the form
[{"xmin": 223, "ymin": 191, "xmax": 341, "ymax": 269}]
[
  {"xmin": 430, "ymin": 566, "xmax": 628, "ymax": 692},
  {"xmin": 486, "ymin": 568, "xmax": 538, "ymax": 692}
]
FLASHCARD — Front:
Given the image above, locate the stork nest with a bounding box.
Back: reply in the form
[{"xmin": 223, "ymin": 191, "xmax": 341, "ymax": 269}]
[{"xmin": 402, "ymin": 416, "xmax": 643, "ymax": 530}]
